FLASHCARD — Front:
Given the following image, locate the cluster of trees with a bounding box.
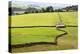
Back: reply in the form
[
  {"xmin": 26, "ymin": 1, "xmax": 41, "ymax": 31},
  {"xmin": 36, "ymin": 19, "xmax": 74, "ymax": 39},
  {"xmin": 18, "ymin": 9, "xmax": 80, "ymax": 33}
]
[
  {"xmin": 24, "ymin": 5, "xmax": 78, "ymax": 14},
  {"xmin": 25, "ymin": 5, "xmax": 78, "ymax": 13},
  {"xmin": 62, "ymin": 5, "xmax": 78, "ymax": 12},
  {"xmin": 24, "ymin": 6, "xmax": 54, "ymax": 14},
  {"xmin": 9, "ymin": 5, "xmax": 78, "ymax": 15}
]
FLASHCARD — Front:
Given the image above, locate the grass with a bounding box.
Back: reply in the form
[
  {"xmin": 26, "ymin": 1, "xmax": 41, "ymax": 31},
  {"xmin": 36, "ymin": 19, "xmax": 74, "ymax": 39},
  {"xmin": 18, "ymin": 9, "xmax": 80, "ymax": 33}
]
[
  {"xmin": 11, "ymin": 12, "xmax": 78, "ymax": 27},
  {"xmin": 60, "ymin": 12, "xmax": 78, "ymax": 25},
  {"xmin": 10, "ymin": 12, "xmax": 78, "ymax": 53},
  {"xmin": 12, "ymin": 27, "xmax": 78, "ymax": 53},
  {"xmin": 11, "ymin": 13, "xmax": 59, "ymax": 26},
  {"xmin": 11, "ymin": 27, "xmax": 64, "ymax": 45}
]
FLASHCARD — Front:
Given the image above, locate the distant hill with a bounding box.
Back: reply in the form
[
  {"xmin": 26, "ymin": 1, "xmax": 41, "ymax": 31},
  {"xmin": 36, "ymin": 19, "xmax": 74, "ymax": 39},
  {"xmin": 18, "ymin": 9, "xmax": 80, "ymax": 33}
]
[
  {"xmin": 11, "ymin": 1, "xmax": 74, "ymax": 10},
  {"xmin": 63, "ymin": 5, "xmax": 78, "ymax": 11},
  {"xmin": 12, "ymin": 7, "xmax": 25, "ymax": 11}
]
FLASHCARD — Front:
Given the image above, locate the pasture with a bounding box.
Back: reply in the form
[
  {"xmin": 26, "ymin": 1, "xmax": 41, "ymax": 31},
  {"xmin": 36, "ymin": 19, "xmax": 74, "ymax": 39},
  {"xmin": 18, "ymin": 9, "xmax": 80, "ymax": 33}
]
[
  {"xmin": 10, "ymin": 12, "xmax": 78, "ymax": 52},
  {"xmin": 11, "ymin": 12, "xmax": 77, "ymax": 26},
  {"xmin": 11, "ymin": 28, "xmax": 64, "ymax": 45}
]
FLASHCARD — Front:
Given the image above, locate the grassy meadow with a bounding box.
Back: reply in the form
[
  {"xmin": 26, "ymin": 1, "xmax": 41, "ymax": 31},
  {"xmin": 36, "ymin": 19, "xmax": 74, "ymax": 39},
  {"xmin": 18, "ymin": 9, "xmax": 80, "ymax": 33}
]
[
  {"xmin": 12, "ymin": 27, "xmax": 78, "ymax": 52},
  {"xmin": 11, "ymin": 28, "xmax": 64, "ymax": 45},
  {"xmin": 10, "ymin": 12, "xmax": 78, "ymax": 52},
  {"xmin": 11, "ymin": 12, "xmax": 78, "ymax": 26}
]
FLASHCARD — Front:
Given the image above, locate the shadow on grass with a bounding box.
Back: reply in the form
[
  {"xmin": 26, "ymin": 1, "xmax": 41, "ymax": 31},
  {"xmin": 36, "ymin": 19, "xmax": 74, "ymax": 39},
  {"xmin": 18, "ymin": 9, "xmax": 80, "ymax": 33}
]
[
  {"xmin": 11, "ymin": 42, "xmax": 57, "ymax": 48},
  {"xmin": 9, "ymin": 25, "xmax": 78, "ymax": 28}
]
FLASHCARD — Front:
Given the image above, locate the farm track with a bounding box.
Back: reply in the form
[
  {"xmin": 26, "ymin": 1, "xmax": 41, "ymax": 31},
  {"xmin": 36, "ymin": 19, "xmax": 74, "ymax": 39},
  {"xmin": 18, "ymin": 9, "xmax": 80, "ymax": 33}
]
[{"xmin": 55, "ymin": 28, "xmax": 68, "ymax": 45}]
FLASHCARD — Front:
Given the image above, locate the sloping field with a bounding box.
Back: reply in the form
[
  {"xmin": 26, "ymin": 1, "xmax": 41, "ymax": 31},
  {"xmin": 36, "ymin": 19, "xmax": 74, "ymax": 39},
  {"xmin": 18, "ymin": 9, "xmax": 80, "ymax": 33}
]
[
  {"xmin": 10, "ymin": 12, "xmax": 78, "ymax": 45},
  {"xmin": 59, "ymin": 12, "xmax": 78, "ymax": 25},
  {"xmin": 11, "ymin": 12, "xmax": 78, "ymax": 27},
  {"xmin": 11, "ymin": 13, "xmax": 59, "ymax": 26},
  {"xmin": 12, "ymin": 27, "xmax": 78, "ymax": 53},
  {"xmin": 10, "ymin": 12, "xmax": 78, "ymax": 52},
  {"xmin": 11, "ymin": 28, "xmax": 64, "ymax": 45}
]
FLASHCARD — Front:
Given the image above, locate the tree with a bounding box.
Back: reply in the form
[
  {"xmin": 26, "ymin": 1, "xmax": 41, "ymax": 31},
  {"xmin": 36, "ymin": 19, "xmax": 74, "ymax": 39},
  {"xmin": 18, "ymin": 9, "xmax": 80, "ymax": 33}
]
[
  {"xmin": 41, "ymin": 8, "xmax": 46, "ymax": 12},
  {"xmin": 54, "ymin": 9, "xmax": 63, "ymax": 12},
  {"xmin": 46, "ymin": 6, "xmax": 54, "ymax": 12},
  {"xmin": 25, "ymin": 7, "xmax": 38, "ymax": 13},
  {"xmin": 63, "ymin": 5, "xmax": 78, "ymax": 12}
]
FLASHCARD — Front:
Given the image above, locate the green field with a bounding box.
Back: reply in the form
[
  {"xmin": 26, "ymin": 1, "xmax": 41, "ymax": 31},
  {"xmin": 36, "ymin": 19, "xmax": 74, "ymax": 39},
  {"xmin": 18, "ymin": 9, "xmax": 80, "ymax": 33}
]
[
  {"xmin": 12, "ymin": 27, "xmax": 78, "ymax": 52},
  {"xmin": 11, "ymin": 28, "xmax": 64, "ymax": 45},
  {"xmin": 10, "ymin": 12, "xmax": 78, "ymax": 52},
  {"xmin": 11, "ymin": 12, "xmax": 77, "ymax": 26}
]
